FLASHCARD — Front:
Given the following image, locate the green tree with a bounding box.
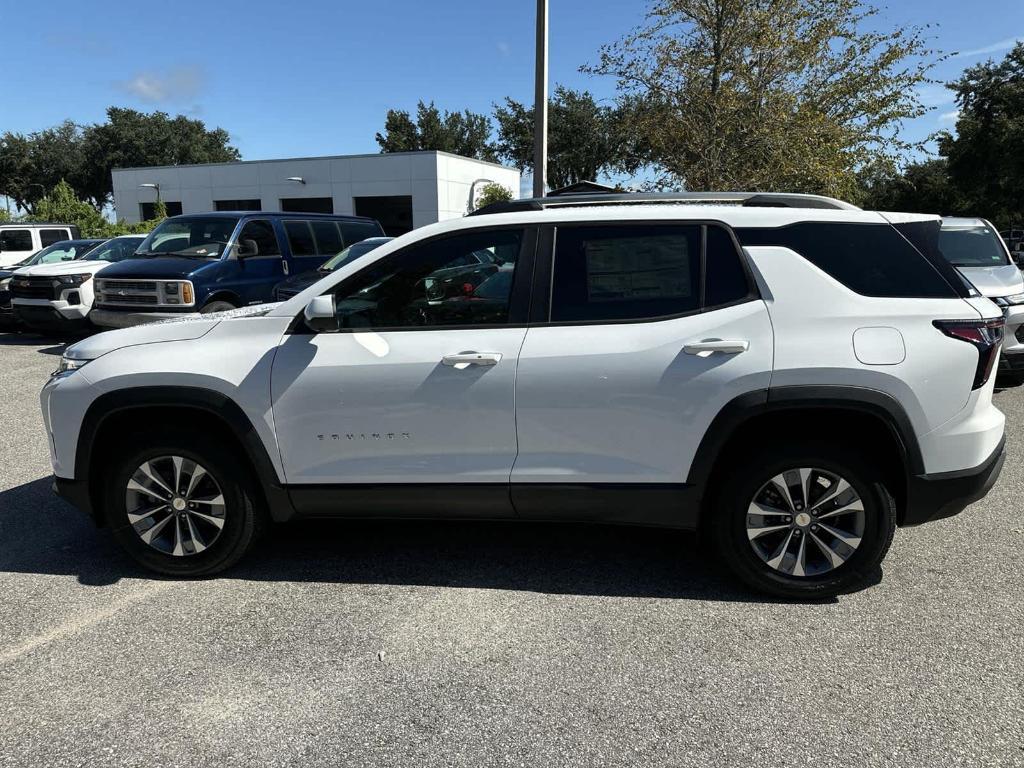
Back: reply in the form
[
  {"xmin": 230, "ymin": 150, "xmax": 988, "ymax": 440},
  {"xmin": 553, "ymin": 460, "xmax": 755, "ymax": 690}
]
[
  {"xmin": 856, "ymin": 158, "xmax": 965, "ymax": 214},
  {"xmin": 940, "ymin": 42, "xmax": 1024, "ymax": 228},
  {"xmin": 585, "ymin": 0, "xmax": 941, "ymax": 198},
  {"xmin": 493, "ymin": 87, "xmax": 622, "ymax": 190},
  {"xmin": 376, "ymin": 101, "xmax": 497, "ymax": 161},
  {"xmin": 473, "ymin": 183, "xmax": 514, "ymax": 210},
  {"xmin": 30, "ymin": 180, "xmax": 109, "ymax": 237},
  {"xmin": 78, "ymin": 107, "xmax": 239, "ymax": 208},
  {"xmin": 0, "ymin": 121, "xmax": 87, "ymax": 213}
]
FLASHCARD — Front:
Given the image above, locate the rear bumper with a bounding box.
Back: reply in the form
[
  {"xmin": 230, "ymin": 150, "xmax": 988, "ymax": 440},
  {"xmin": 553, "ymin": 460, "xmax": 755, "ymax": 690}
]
[
  {"xmin": 998, "ymin": 350, "xmax": 1024, "ymax": 373},
  {"xmin": 90, "ymin": 308, "xmax": 200, "ymax": 328},
  {"xmin": 903, "ymin": 436, "xmax": 1005, "ymax": 526}
]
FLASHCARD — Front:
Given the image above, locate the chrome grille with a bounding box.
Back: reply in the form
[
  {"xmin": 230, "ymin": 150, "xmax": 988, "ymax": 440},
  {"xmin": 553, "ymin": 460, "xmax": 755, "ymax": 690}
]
[{"xmin": 95, "ymin": 279, "xmax": 188, "ymax": 309}]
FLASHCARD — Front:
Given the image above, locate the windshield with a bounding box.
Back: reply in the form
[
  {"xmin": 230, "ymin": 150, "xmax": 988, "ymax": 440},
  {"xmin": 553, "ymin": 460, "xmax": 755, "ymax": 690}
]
[
  {"xmin": 938, "ymin": 225, "xmax": 1011, "ymax": 267},
  {"xmin": 136, "ymin": 216, "xmax": 239, "ymax": 258},
  {"xmin": 84, "ymin": 237, "xmax": 145, "ymax": 263},
  {"xmin": 30, "ymin": 241, "xmax": 99, "ymax": 265},
  {"xmin": 320, "ymin": 239, "xmax": 388, "ymax": 272}
]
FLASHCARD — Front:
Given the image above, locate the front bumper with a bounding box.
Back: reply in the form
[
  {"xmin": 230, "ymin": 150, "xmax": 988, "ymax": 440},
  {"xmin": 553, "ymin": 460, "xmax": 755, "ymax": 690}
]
[
  {"xmin": 53, "ymin": 476, "xmax": 96, "ymax": 521},
  {"xmin": 903, "ymin": 436, "xmax": 1005, "ymax": 526},
  {"xmin": 90, "ymin": 308, "xmax": 200, "ymax": 328},
  {"xmin": 13, "ymin": 305, "xmax": 91, "ymax": 333}
]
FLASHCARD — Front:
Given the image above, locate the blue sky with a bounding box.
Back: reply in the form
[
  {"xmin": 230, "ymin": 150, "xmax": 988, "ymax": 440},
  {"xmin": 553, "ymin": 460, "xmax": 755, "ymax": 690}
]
[{"xmin": 2, "ymin": 0, "xmax": 1022, "ymax": 179}]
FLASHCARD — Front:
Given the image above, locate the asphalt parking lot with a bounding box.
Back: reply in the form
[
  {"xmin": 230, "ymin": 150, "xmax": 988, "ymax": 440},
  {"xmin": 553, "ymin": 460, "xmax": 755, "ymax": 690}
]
[{"xmin": 0, "ymin": 332, "xmax": 1022, "ymax": 768}]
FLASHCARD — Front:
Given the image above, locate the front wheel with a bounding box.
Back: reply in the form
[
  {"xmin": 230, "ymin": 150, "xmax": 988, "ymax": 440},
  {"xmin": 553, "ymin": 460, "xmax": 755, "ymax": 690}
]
[
  {"xmin": 103, "ymin": 431, "xmax": 264, "ymax": 576},
  {"xmin": 200, "ymin": 300, "xmax": 236, "ymax": 314},
  {"xmin": 709, "ymin": 443, "xmax": 896, "ymax": 599}
]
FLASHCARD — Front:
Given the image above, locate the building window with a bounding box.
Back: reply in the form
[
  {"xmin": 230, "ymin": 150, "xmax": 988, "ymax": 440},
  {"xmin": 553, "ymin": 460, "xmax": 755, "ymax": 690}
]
[
  {"xmin": 353, "ymin": 196, "xmax": 413, "ymax": 237},
  {"xmin": 280, "ymin": 197, "xmax": 334, "ymax": 214},
  {"xmin": 140, "ymin": 201, "xmax": 183, "ymax": 220},
  {"xmin": 215, "ymin": 199, "xmax": 262, "ymax": 212}
]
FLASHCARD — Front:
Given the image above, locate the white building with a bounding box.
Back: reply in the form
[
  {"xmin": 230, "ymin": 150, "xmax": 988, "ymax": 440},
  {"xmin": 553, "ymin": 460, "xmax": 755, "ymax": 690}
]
[{"xmin": 111, "ymin": 151, "xmax": 520, "ymax": 236}]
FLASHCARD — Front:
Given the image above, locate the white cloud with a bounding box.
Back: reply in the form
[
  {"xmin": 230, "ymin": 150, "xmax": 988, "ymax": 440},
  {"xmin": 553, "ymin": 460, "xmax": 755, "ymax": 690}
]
[
  {"xmin": 915, "ymin": 83, "xmax": 954, "ymax": 108},
  {"xmin": 939, "ymin": 109, "xmax": 959, "ymax": 124},
  {"xmin": 116, "ymin": 66, "xmax": 205, "ymax": 103},
  {"xmin": 954, "ymin": 36, "xmax": 1022, "ymax": 58}
]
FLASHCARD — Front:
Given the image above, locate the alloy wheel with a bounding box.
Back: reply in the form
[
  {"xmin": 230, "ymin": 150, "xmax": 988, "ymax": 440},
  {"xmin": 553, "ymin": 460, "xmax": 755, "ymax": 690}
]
[
  {"xmin": 746, "ymin": 467, "xmax": 866, "ymax": 577},
  {"xmin": 124, "ymin": 455, "xmax": 226, "ymax": 557}
]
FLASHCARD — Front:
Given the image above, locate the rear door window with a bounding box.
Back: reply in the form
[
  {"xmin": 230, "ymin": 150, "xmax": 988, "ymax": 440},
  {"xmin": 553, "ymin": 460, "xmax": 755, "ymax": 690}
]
[
  {"xmin": 550, "ymin": 224, "xmax": 701, "ymax": 322},
  {"xmin": 40, "ymin": 228, "xmax": 70, "ymax": 247},
  {"xmin": 284, "ymin": 221, "xmax": 316, "ymax": 257}
]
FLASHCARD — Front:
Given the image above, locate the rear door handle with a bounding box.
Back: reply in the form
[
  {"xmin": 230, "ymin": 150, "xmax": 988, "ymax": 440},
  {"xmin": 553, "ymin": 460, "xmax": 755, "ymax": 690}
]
[
  {"xmin": 683, "ymin": 339, "xmax": 749, "ymax": 356},
  {"xmin": 442, "ymin": 352, "xmax": 502, "ymax": 369}
]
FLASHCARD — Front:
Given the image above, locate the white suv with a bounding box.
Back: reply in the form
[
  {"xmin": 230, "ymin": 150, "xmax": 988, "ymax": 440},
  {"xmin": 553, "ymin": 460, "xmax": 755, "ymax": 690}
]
[{"xmin": 41, "ymin": 194, "xmax": 1006, "ymax": 598}]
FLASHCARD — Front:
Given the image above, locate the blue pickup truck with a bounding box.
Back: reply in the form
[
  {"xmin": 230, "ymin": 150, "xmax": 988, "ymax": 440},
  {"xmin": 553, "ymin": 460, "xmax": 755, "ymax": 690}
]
[{"xmin": 90, "ymin": 211, "xmax": 383, "ymax": 327}]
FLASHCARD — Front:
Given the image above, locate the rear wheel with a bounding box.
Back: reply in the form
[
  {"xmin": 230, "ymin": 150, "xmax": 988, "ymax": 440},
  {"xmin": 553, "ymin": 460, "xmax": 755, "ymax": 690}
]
[
  {"xmin": 200, "ymin": 300, "xmax": 236, "ymax": 314},
  {"xmin": 103, "ymin": 430, "xmax": 264, "ymax": 576},
  {"xmin": 709, "ymin": 443, "xmax": 896, "ymax": 599}
]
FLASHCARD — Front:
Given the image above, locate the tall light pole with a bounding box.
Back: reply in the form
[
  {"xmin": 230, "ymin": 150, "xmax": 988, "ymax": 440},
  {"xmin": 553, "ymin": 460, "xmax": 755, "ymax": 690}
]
[{"xmin": 533, "ymin": 0, "xmax": 548, "ymax": 199}]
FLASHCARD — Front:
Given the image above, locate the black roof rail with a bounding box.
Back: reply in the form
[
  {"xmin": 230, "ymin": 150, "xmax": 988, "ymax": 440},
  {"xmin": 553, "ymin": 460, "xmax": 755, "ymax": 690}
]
[{"xmin": 469, "ymin": 191, "xmax": 859, "ymax": 216}]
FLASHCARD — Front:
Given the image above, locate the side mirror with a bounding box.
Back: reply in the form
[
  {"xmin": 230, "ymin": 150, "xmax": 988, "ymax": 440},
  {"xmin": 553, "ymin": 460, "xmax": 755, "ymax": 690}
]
[
  {"xmin": 304, "ymin": 294, "xmax": 338, "ymax": 333},
  {"xmin": 236, "ymin": 239, "xmax": 259, "ymax": 258}
]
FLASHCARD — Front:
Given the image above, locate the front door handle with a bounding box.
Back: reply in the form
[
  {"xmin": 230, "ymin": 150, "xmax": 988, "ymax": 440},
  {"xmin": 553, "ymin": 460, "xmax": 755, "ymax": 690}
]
[
  {"xmin": 442, "ymin": 352, "xmax": 502, "ymax": 369},
  {"xmin": 683, "ymin": 339, "xmax": 749, "ymax": 356}
]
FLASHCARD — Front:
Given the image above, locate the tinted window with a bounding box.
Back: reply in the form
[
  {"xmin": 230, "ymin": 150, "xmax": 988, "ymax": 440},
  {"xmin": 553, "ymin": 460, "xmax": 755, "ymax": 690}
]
[
  {"xmin": 736, "ymin": 223, "xmax": 957, "ymax": 298},
  {"xmin": 328, "ymin": 229, "xmax": 522, "ymax": 329},
  {"xmin": 0, "ymin": 230, "xmax": 32, "ymax": 252},
  {"xmin": 236, "ymin": 220, "xmax": 280, "ymax": 256},
  {"xmin": 551, "ymin": 225, "xmax": 700, "ymax": 322},
  {"xmin": 40, "ymin": 229, "xmax": 70, "ymax": 247},
  {"xmin": 938, "ymin": 225, "xmax": 1010, "ymax": 267},
  {"xmin": 705, "ymin": 225, "xmax": 752, "ymax": 307},
  {"xmin": 284, "ymin": 221, "xmax": 316, "ymax": 256},
  {"xmin": 311, "ymin": 221, "xmax": 343, "ymax": 255},
  {"xmin": 340, "ymin": 220, "xmax": 385, "ymax": 246}
]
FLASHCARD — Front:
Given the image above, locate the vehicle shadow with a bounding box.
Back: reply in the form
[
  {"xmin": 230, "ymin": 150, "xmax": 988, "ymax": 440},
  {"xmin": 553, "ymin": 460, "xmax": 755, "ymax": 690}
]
[
  {"xmin": 0, "ymin": 332, "xmax": 71, "ymax": 354},
  {"xmin": 0, "ymin": 477, "xmax": 868, "ymax": 603}
]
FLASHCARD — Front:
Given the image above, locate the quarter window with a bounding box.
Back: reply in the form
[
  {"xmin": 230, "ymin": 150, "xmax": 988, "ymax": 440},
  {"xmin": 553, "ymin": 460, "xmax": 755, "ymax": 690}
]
[
  {"xmin": 284, "ymin": 221, "xmax": 316, "ymax": 256},
  {"xmin": 704, "ymin": 225, "xmax": 752, "ymax": 307},
  {"xmin": 328, "ymin": 229, "xmax": 523, "ymax": 330},
  {"xmin": 550, "ymin": 225, "xmax": 701, "ymax": 322},
  {"xmin": 0, "ymin": 229, "xmax": 32, "ymax": 252}
]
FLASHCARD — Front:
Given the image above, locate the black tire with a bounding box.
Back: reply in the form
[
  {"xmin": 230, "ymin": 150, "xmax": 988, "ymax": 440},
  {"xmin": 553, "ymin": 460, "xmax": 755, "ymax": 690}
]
[
  {"xmin": 102, "ymin": 430, "xmax": 264, "ymax": 576},
  {"xmin": 708, "ymin": 442, "xmax": 896, "ymax": 599},
  {"xmin": 200, "ymin": 300, "xmax": 236, "ymax": 314}
]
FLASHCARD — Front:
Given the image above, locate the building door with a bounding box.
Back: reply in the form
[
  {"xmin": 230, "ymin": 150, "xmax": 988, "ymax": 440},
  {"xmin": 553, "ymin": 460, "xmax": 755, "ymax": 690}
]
[
  {"xmin": 354, "ymin": 196, "xmax": 413, "ymax": 237},
  {"xmin": 280, "ymin": 197, "xmax": 334, "ymax": 214}
]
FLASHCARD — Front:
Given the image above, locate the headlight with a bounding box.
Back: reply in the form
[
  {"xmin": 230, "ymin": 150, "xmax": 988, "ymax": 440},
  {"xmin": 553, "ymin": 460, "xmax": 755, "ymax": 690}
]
[
  {"xmin": 57, "ymin": 274, "xmax": 92, "ymax": 286},
  {"xmin": 0, "ymin": 278, "xmax": 10, "ymax": 291},
  {"xmin": 51, "ymin": 355, "xmax": 91, "ymax": 378},
  {"xmin": 1004, "ymin": 292, "xmax": 1024, "ymax": 305}
]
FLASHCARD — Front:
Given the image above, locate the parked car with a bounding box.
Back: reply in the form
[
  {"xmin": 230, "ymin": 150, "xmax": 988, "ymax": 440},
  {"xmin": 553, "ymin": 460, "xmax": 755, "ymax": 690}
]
[
  {"xmin": 998, "ymin": 227, "xmax": 1024, "ymax": 260},
  {"xmin": 0, "ymin": 223, "xmax": 81, "ymax": 267},
  {"xmin": 11, "ymin": 235, "xmax": 145, "ymax": 334},
  {"xmin": 43, "ymin": 192, "xmax": 1005, "ymax": 598},
  {"xmin": 89, "ymin": 212, "xmax": 385, "ymax": 328},
  {"xmin": 938, "ymin": 217, "xmax": 1024, "ymax": 381},
  {"xmin": 274, "ymin": 236, "xmax": 393, "ymax": 301},
  {"xmin": 0, "ymin": 239, "xmax": 104, "ymax": 328}
]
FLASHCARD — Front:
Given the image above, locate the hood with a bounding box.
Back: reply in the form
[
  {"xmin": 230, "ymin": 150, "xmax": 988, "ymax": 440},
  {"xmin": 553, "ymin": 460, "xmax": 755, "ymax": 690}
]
[
  {"xmin": 92, "ymin": 256, "xmax": 218, "ymax": 279},
  {"xmin": 275, "ymin": 270, "xmax": 324, "ymax": 295},
  {"xmin": 956, "ymin": 264, "xmax": 1024, "ymax": 298},
  {"xmin": 65, "ymin": 316, "xmax": 221, "ymax": 361},
  {"xmin": 17, "ymin": 260, "xmax": 112, "ymax": 277}
]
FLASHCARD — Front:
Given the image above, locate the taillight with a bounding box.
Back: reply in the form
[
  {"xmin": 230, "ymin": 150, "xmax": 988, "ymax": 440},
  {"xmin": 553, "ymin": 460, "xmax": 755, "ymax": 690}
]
[{"xmin": 933, "ymin": 318, "xmax": 1004, "ymax": 389}]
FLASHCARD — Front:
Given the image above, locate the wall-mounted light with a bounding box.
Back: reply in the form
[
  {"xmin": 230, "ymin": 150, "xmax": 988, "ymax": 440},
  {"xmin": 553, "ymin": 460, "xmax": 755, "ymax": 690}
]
[
  {"xmin": 139, "ymin": 182, "xmax": 161, "ymax": 201},
  {"xmin": 286, "ymin": 177, "xmax": 306, "ymax": 185}
]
